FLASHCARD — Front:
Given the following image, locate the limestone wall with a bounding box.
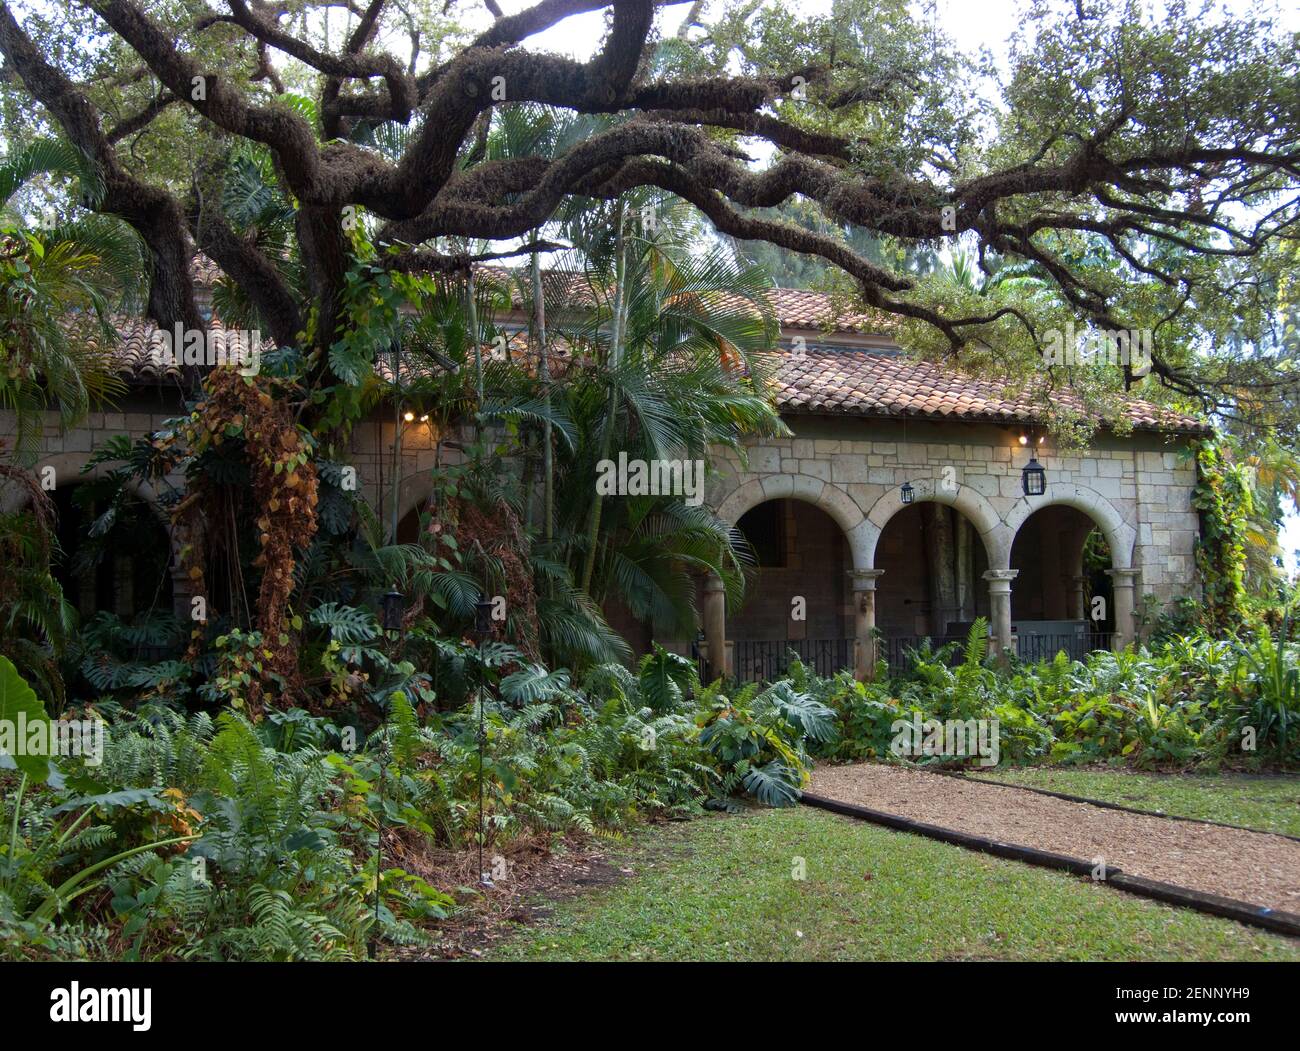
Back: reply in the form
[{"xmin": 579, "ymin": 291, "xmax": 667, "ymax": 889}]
[
  {"xmin": 0, "ymin": 399, "xmax": 463, "ymax": 616},
  {"xmin": 1, "ymin": 401, "xmax": 1202, "ymax": 635},
  {"xmin": 708, "ymin": 414, "xmax": 1201, "ymax": 614}
]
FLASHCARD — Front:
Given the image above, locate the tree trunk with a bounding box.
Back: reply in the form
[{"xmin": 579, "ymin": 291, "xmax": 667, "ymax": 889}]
[
  {"xmin": 532, "ymin": 246, "xmax": 554, "ymax": 544},
  {"xmin": 580, "ymin": 200, "xmax": 627, "ymax": 595},
  {"xmin": 467, "ymin": 269, "xmax": 483, "ymax": 444}
]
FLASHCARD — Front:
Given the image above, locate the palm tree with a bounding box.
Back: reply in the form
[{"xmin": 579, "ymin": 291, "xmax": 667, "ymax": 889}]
[
  {"xmin": 0, "ymin": 465, "xmax": 75, "ymax": 708},
  {"xmin": 1240, "ymin": 439, "xmax": 1300, "ymax": 591},
  {"xmin": 546, "ymin": 209, "xmax": 786, "ymax": 640},
  {"xmin": 0, "ymin": 139, "xmax": 146, "ymax": 464}
]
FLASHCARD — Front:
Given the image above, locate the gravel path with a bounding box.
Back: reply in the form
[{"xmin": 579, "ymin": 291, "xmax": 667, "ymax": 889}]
[{"xmin": 809, "ymin": 763, "xmax": 1300, "ymax": 914}]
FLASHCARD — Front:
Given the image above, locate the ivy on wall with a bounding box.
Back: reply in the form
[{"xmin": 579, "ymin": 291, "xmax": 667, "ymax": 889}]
[{"xmin": 1191, "ymin": 439, "xmax": 1252, "ymax": 633}]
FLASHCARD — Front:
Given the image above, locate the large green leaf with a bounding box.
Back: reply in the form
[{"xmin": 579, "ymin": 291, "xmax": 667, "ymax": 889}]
[
  {"xmin": 638, "ymin": 645, "xmax": 695, "ymax": 713},
  {"xmin": 0, "ymin": 653, "xmax": 51, "ymax": 782}
]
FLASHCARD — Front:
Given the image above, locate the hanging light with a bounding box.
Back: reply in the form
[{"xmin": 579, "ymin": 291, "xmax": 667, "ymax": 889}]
[
  {"xmin": 402, "ymin": 410, "xmax": 415, "ymax": 423},
  {"xmin": 900, "ymin": 481, "xmax": 915, "ymax": 504},
  {"xmin": 379, "ymin": 589, "xmax": 406, "ymax": 632},
  {"xmin": 1022, "ymin": 453, "xmax": 1047, "ymax": 496}
]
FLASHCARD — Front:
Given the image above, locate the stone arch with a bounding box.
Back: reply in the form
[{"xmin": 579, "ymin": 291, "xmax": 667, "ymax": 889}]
[
  {"xmin": 394, "ymin": 471, "xmax": 436, "ymax": 533},
  {"xmin": 0, "ymin": 452, "xmax": 184, "ymax": 616},
  {"xmin": 863, "ymin": 480, "xmax": 1009, "ymax": 569},
  {"xmin": 713, "ymin": 473, "xmax": 871, "ymax": 570},
  {"xmin": 1003, "ymin": 482, "xmax": 1135, "ymax": 570},
  {"xmin": 0, "ymin": 451, "xmax": 172, "ymax": 527}
]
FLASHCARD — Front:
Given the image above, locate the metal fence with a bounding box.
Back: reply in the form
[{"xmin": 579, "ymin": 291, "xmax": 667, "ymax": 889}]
[
  {"xmin": 885, "ymin": 631, "xmax": 1113, "ymax": 670},
  {"xmin": 880, "ymin": 634, "xmax": 970, "ymax": 672},
  {"xmin": 1016, "ymin": 632, "xmax": 1113, "ymax": 663},
  {"xmin": 730, "ymin": 637, "xmax": 853, "ymax": 683},
  {"xmin": 721, "ymin": 631, "xmax": 1115, "ymax": 685}
]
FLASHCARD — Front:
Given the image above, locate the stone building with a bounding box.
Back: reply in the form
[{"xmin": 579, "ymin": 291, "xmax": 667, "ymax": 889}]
[
  {"xmin": 1, "ymin": 266, "xmax": 1207, "ymax": 680},
  {"xmin": 690, "ymin": 289, "xmax": 1207, "ymax": 680}
]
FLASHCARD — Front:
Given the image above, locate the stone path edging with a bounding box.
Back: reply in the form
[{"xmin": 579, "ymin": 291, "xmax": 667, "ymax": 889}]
[
  {"xmin": 800, "ymin": 789, "xmax": 1300, "ymax": 939},
  {"xmin": 940, "ymin": 769, "xmax": 1300, "ymax": 843}
]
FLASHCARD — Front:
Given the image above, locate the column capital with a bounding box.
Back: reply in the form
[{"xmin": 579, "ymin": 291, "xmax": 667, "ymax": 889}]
[
  {"xmin": 1106, "ymin": 568, "xmax": 1140, "ymax": 586},
  {"xmin": 847, "ymin": 568, "xmax": 886, "ymax": 591},
  {"xmin": 702, "ymin": 573, "xmax": 727, "ymax": 594},
  {"xmin": 982, "ymin": 568, "xmax": 1019, "ymax": 591}
]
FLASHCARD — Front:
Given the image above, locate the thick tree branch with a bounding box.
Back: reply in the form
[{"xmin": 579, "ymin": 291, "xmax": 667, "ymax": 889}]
[{"xmin": 0, "ymin": 1, "xmax": 203, "ymax": 342}]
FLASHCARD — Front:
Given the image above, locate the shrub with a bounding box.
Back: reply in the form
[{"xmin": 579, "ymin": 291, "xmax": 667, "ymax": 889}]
[{"xmin": 799, "ymin": 623, "xmax": 1300, "ymax": 773}]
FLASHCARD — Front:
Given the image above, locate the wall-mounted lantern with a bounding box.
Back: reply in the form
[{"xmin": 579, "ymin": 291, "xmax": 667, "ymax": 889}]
[
  {"xmin": 1022, "ymin": 453, "xmax": 1047, "ymax": 496},
  {"xmin": 900, "ymin": 481, "xmax": 915, "ymax": 505}
]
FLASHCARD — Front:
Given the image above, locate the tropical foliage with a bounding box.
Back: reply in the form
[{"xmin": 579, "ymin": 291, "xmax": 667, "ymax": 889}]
[
  {"xmin": 807, "ymin": 617, "xmax": 1300, "ymax": 770},
  {"xmin": 1, "ymin": 0, "xmax": 1297, "ymax": 968}
]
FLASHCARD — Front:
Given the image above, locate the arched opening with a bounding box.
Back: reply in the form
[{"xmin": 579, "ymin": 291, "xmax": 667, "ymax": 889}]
[
  {"xmin": 1009, "ymin": 504, "xmax": 1113, "ymax": 660},
  {"xmin": 51, "ymin": 482, "xmax": 174, "ymax": 620},
  {"xmin": 729, "ymin": 497, "xmax": 853, "ymax": 679},
  {"xmin": 874, "ymin": 500, "xmax": 992, "ymax": 666},
  {"xmin": 395, "ymin": 503, "xmax": 423, "ymax": 545}
]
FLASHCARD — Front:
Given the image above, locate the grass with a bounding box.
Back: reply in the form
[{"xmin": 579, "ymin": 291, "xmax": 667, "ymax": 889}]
[
  {"xmin": 486, "ymin": 806, "xmax": 1300, "ymax": 961},
  {"xmin": 971, "ymin": 768, "xmax": 1300, "ymax": 837}
]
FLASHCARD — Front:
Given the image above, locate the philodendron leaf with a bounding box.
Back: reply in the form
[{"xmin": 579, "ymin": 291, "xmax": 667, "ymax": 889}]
[{"xmin": 0, "ymin": 654, "xmax": 51, "ymax": 782}]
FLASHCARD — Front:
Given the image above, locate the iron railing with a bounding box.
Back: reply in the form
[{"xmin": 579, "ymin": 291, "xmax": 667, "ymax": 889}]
[
  {"xmin": 880, "ymin": 634, "xmax": 970, "ymax": 672},
  {"xmin": 1016, "ymin": 632, "xmax": 1113, "ymax": 663},
  {"xmin": 719, "ymin": 631, "xmax": 1115, "ymax": 685},
  {"xmin": 730, "ymin": 637, "xmax": 852, "ymax": 683}
]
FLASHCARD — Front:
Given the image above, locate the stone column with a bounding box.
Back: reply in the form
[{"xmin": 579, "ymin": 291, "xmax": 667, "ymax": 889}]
[
  {"xmin": 983, "ymin": 569, "xmax": 1019, "ymax": 659},
  {"xmin": 1066, "ymin": 574, "xmax": 1088, "ymax": 620},
  {"xmin": 848, "ymin": 569, "xmax": 885, "ymax": 681},
  {"xmin": 1106, "ymin": 568, "xmax": 1140, "ymax": 650},
  {"xmin": 701, "ymin": 572, "xmax": 728, "ymax": 681}
]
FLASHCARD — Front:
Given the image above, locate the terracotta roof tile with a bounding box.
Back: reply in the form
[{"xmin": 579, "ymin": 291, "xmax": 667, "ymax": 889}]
[
  {"xmin": 101, "ymin": 256, "xmax": 1205, "ymax": 434},
  {"xmin": 772, "ymin": 348, "xmax": 1209, "ymax": 434},
  {"xmin": 93, "ymin": 314, "xmax": 275, "ymax": 384}
]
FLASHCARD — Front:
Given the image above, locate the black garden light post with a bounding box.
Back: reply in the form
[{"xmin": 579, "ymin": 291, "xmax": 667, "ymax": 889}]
[
  {"xmin": 380, "ymin": 589, "xmax": 405, "ymax": 632},
  {"xmin": 369, "ymin": 587, "xmax": 405, "ymax": 958},
  {"xmin": 472, "ymin": 597, "xmax": 495, "ymax": 888}
]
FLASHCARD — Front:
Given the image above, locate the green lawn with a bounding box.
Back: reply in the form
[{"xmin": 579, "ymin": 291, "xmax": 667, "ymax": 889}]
[
  {"xmin": 971, "ymin": 768, "xmax": 1300, "ymax": 837},
  {"xmin": 485, "ymin": 806, "xmax": 1300, "ymax": 961}
]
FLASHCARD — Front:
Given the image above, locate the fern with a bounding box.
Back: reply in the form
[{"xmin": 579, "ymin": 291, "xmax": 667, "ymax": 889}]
[{"xmin": 963, "ymin": 617, "xmax": 990, "ymax": 670}]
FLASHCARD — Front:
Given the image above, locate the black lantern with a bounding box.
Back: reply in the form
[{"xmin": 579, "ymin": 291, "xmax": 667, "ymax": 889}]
[
  {"xmin": 474, "ymin": 598, "xmax": 495, "ymax": 637},
  {"xmin": 379, "ymin": 589, "xmax": 405, "ymax": 632},
  {"xmin": 1022, "ymin": 453, "xmax": 1047, "ymax": 496},
  {"xmin": 900, "ymin": 481, "xmax": 915, "ymax": 505}
]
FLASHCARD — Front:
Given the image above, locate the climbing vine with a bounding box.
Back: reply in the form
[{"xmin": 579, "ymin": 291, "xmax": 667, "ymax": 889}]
[
  {"xmin": 1191, "ymin": 439, "xmax": 1252, "ymax": 633},
  {"xmin": 177, "ymin": 367, "xmax": 319, "ymax": 713}
]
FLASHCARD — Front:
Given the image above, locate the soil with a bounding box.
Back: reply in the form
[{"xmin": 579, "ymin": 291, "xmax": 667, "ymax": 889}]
[
  {"xmin": 390, "ymin": 827, "xmax": 680, "ymax": 960},
  {"xmin": 809, "ymin": 762, "xmax": 1300, "ymax": 915}
]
